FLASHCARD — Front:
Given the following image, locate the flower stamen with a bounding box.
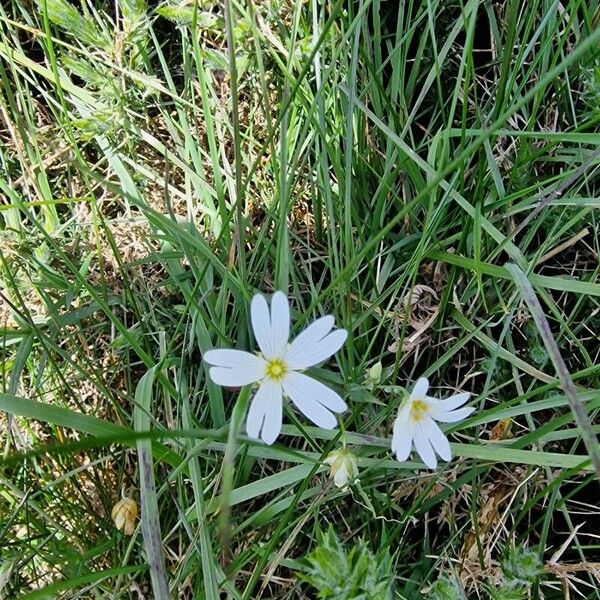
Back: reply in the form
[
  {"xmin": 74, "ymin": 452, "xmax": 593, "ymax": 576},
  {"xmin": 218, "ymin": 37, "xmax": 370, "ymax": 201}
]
[
  {"xmin": 265, "ymin": 358, "xmax": 287, "ymax": 382},
  {"xmin": 410, "ymin": 399, "xmax": 428, "ymax": 423}
]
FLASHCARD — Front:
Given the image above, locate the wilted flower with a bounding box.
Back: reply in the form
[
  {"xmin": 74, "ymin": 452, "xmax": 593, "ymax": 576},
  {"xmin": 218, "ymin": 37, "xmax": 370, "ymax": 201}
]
[
  {"xmin": 111, "ymin": 497, "xmax": 138, "ymax": 535},
  {"xmin": 391, "ymin": 377, "xmax": 474, "ymax": 469},
  {"xmin": 204, "ymin": 292, "xmax": 348, "ymax": 444},
  {"xmin": 324, "ymin": 449, "xmax": 358, "ymax": 489}
]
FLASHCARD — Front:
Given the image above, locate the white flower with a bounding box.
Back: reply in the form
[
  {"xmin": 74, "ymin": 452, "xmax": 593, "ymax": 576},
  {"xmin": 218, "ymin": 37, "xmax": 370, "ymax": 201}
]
[
  {"xmin": 323, "ymin": 449, "xmax": 358, "ymax": 489},
  {"xmin": 204, "ymin": 291, "xmax": 348, "ymax": 444},
  {"xmin": 391, "ymin": 377, "xmax": 474, "ymax": 469}
]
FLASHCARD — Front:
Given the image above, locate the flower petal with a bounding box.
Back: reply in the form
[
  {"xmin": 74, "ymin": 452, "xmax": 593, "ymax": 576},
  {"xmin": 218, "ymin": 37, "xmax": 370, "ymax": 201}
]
[
  {"xmin": 410, "ymin": 377, "xmax": 429, "ymax": 400},
  {"xmin": 334, "ymin": 466, "xmax": 348, "ymax": 488},
  {"xmin": 283, "ymin": 371, "xmax": 346, "ymax": 413},
  {"xmin": 430, "ymin": 406, "xmax": 475, "ymax": 423},
  {"xmin": 270, "ymin": 291, "xmax": 290, "ymax": 357},
  {"xmin": 246, "ymin": 379, "xmax": 282, "ymax": 444},
  {"xmin": 204, "ymin": 349, "xmax": 262, "ymax": 368},
  {"xmin": 282, "ymin": 371, "xmax": 340, "ymax": 429},
  {"xmin": 426, "ymin": 392, "xmax": 470, "ymax": 413},
  {"xmin": 286, "ymin": 328, "xmax": 347, "ymax": 370},
  {"xmin": 251, "ymin": 293, "xmax": 276, "ymax": 358},
  {"xmin": 413, "ymin": 421, "xmax": 437, "ymax": 469},
  {"xmin": 251, "ymin": 292, "xmax": 290, "ymax": 359},
  {"xmin": 423, "ymin": 415, "xmax": 451, "ymax": 462},
  {"xmin": 207, "ymin": 367, "xmax": 260, "ymax": 387},
  {"xmin": 204, "ymin": 349, "xmax": 265, "ymax": 386},
  {"xmin": 391, "ymin": 413, "xmax": 414, "ymax": 462},
  {"xmin": 284, "ymin": 315, "xmax": 333, "ymax": 366}
]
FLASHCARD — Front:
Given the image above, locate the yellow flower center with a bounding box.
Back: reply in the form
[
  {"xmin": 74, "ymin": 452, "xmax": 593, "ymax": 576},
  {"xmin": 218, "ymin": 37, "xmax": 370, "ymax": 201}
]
[
  {"xmin": 410, "ymin": 399, "xmax": 428, "ymax": 423},
  {"xmin": 265, "ymin": 358, "xmax": 287, "ymax": 381}
]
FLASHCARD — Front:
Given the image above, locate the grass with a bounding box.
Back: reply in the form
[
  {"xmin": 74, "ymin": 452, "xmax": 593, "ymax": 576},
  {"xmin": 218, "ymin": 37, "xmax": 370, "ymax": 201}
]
[{"xmin": 1, "ymin": 0, "xmax": 600, "ymax": 597}]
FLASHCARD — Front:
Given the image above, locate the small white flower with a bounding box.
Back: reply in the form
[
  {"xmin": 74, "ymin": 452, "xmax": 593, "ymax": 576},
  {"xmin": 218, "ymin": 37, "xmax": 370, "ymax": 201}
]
[
  {"xmin": 324, "ymin": 449, "xmax": 358, "ymax": 489},
  {"xmin": 391, "ymin": 377, "xmax": 474, "ymax": 469},
  {"xmin": 204, "ymin": 291, "xmax": 347, "ymax": 444}
]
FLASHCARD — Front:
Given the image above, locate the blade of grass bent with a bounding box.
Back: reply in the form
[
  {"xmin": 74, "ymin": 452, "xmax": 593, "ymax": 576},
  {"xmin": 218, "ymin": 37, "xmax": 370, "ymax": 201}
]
[
  {"xmin": 505, "ymin": 263, "xmax": 600, "ymax": 479},
  {"xmin": 219, "ymin": 385, "xmax": 252, "ymax": 565}
]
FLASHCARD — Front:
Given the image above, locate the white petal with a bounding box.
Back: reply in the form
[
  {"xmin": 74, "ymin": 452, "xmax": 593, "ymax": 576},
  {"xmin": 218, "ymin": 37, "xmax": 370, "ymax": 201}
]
[
  {"xmin": 334, "ymin": 466, "xmax": 348, "ymax": 488},
  {"xmin": 284, "ymin": 315, "xmax": 334, "ymax": 366},
  {"xmin": 246, "ymin": 380, "xmax": 282, "ymax": 444},
  {"xmin": 391, "ymin": 413, "xmax": 414, "ymax": 462},
  {"xmin": 250, "ymin": 292, "xmax": 291, "ymax": 359},
  {"xmin": 286, "ymin": 328, "xmax": 347, "ymax": 370},
  {"xmin": 270, "ymin": 291, "xmax": 290, "ymax": 357},
  {"xmin": 251, "ymin": 294, "xmax": 275, "ymax": 358},
  {"xmin": 246, "ymin": 382, "xmax": 269, "ymax": 440},
  {"xmin": 413, "ymin": 422, "xmax": 437, "ymax": 469},
  {"xmin": 208, "ymin": 367, "xmax": 260, "ymax": 387},
  {"xmin": 204, "ymin": 349, "xmax": 265, "ymax": 386},
  {"xmin": 410, "ymin": 377, "xmax": 429, "ymax": 400},
  {"xmin": 430, "ymin": 406, "xmax": 475, "ymax": 423},
  {"xmin": 426, "ymin": 392, "xmax": 470, "ymax": 413},
  {"xmin": 282, "ymin": 371, "xmax": 339, "ymax": 429},
  {"xmin": 283, "ymin": 371, "xmax": 346, "ymax": 412},
  {"xmin": 423, "ymin": 416, "xmax": 451, "ymax": 462},
  {"xmin": 204, "ymin": 349, "xmax": 262, "ymax": 369}
]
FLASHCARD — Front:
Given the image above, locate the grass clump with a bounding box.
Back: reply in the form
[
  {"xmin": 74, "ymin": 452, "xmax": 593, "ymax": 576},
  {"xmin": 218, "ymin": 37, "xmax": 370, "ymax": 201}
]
[{"xmin": 1, "ymin": 0, "xmax": 600, "ymax": 597}]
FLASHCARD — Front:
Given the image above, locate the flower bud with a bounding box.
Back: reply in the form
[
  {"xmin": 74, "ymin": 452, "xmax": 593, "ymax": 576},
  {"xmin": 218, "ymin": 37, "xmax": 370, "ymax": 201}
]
[
  {"xmin": 111, "ymin": 497, "xmax": 138, "ymax": 535},
  {"xmin": 368, "ymin": 361, "xmax": 383, "ymax": 384},
  {"xmin": 323, "ymin": 449, "xmax": 358, "ymax": 490}
]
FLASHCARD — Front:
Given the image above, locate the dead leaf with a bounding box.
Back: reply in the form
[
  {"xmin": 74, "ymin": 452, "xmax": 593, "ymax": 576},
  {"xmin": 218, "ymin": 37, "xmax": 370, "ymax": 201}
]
[{"xmin": 489, "ymin": 418, "xmax": 513, "ymax": 441}]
